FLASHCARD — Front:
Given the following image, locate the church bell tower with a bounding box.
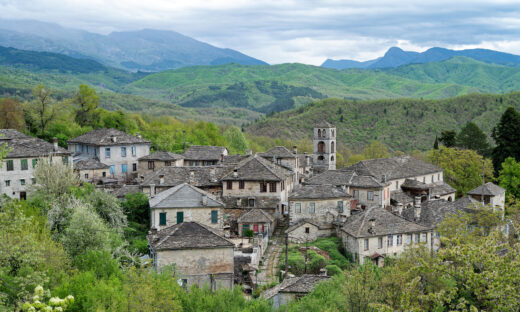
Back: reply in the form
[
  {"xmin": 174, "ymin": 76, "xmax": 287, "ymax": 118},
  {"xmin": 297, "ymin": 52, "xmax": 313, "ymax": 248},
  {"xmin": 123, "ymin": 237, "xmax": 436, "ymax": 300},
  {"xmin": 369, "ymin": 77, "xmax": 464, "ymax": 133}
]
[{"xmin": 313, "ymin": 121, "xmax": 336, "ymax": 172}]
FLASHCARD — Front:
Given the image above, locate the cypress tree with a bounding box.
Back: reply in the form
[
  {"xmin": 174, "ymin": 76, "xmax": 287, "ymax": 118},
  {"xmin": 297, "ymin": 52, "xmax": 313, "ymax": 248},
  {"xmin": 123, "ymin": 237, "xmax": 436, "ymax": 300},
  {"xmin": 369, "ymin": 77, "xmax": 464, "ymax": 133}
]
[
  {"xmin": 492, "ymin": 107, "xmax": 520, "ymax": 173},
  {"xmin": 456, "ymin": 122, "xmax": 490, "ymax": 156},
  {"xmin": 439, "ymin": 130, "xmax": 456, "ymax": 147},
  {"xmin": 433, "ymin": 135, "xmax": 439, "ymax": 149}
]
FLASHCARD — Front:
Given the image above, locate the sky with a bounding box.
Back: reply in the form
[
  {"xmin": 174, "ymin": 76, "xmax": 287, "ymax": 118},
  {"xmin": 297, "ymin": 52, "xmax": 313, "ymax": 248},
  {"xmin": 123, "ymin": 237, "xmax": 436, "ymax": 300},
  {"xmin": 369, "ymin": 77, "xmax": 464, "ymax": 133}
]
[{"xmin": 1, "ymin": 0, "xmax": 520, "ymax": 65}]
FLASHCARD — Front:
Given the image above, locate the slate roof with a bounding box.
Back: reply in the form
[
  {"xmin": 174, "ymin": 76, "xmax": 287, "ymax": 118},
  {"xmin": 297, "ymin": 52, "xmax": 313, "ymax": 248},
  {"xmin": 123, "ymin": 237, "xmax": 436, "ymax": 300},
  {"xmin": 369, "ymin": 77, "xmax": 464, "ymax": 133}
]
[
  {"xmin": 141, "ymin": 166, "xmax": 227, "ymax": 188},
  {"xmin": 68, "ymin": 128, "xmax": 150, "ymax": 146},
  {"xmin": 259, "ymin": 146, "xmax": 296, "ymax": 159},
  {"xmin": 286, "ymin": 219, "xmax": 332, "ymax": 233},
  {"xmin": 390, "ymin": 191, "xmax": 414, "ymax": 205},
  {"xmin": 222, "ymin": 155, "xmax": 293, "ymax": 181},
  {"xmin": 401, "ymin": 197, "xmax": 478, "ymax": 228},
  {"xmin": 468, "ymin": 182, "xmax": 506, "ymax": 196},
  {"xmin": 263, "ymin": 275, "xmax": 330, "ymax": 299},
  {"xmin": 0, "ymin": 129, "xmax": 70, "ymax": 158},
  {"xmin": 237, "ymin": 209, "xmax": 275, "ymax": 223},
  {"xmin": 401, "ymin": 178, "xmax": 429, "ymax": 190},
  {"xmin": 430, "ymin": 182, "xmax": 456, "ymax": 196},
  {"xmin": 342, "ymin": 156, "xmax": 442, "ymax": 181},
  {"xmin": 289, "ymin": 184, "xmax": 351, "ymax": 200},
  {"xmin": 315, "ymin": 120, "xmax": 335, "ymax": 128},
  {"xmin": 183, "ymin": 145, "xmax": 228, "ymax": 161},
  {"xmin": 74, "ymin": 158, "xmax": 109, "ymax": 170},
  {"xmin": 111, "ymin": 185, "xmax": 141, "ymax": 198},
  {"xmin": 138, "ymin": 151, "xmax": 184, "ymax": 161},
  {"xmin": 222, "ymin": 154, "xmax": 249, "ymax": 166},
  {"xmin": 149, "ymin": 183, "xmax": 224, "ymax": 208},
  {"xmin": 342, "ymin": 207, "xmax": 431, "ymax": 238},
  {"xmin": 305, "ymin": 170, "xmax": 387, "ymax": 188},
  {"xmin": 148, "ymin": 222, "xmax": 234, "ymax": 251}
]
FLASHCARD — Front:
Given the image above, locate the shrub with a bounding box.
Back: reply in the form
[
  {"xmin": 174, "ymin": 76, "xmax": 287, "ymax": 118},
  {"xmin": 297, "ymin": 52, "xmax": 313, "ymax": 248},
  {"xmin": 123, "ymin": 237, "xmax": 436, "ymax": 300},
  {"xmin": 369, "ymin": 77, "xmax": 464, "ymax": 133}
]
[{"xmin": 325, "ymin": 265, "xmax": 343, "ymax": 276}]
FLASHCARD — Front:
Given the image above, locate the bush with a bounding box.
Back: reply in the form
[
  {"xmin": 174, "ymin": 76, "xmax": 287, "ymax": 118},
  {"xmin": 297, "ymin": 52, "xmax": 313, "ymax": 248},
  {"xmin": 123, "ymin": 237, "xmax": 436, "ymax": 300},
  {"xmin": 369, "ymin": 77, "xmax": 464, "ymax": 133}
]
[{"xmin": 325, "ymin": 265, "xmax": 343, "ymax": 276}]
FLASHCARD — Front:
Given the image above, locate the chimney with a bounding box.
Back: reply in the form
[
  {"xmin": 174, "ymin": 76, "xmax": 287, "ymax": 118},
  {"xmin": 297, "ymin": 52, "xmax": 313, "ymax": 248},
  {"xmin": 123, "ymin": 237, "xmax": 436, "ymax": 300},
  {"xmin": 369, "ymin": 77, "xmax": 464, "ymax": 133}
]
[
  {"xmin": 232, "ymin": 169, "xmax": 238, "ymax": 178},
  {"xmin": 428, "ymin": 187, "xmax": 433, "ymax": 201},
  {"xmin": 202, "ymin": 195, "xmax": 207, "ymax": 206},
  {"xmin": 150, "ymin": 184, "xmax": 156, "ymax": 197},
  {"xmin": 396, "ymin": 203, "xmax": 404, "ymax": 215},
  {"xmin": 209, "ymin": 167, "xmax": 216, "ymax": 182},
  {"xmin": 319, "ymin": 268, "xmax": 328, "ymax": 276},
  {"xmin": 246, "ymin": 150, "xmax": 252, "ymax": 156},
  {"xmin": 369, "ymin": 218, "xmax": 376, "ymax": 228},
  {"xmin": 159, "ymin": 174, "xmax": 165, "ymax": 185},
  {"xmin": 53, "ymin": 137, "xmax": 58, "ymax": 151},
  {"xmin": 304, "ymin": 153, "xmax": 310, "ymax": 166},
  {"xmin": 189, "ymin": 171, "xmax": 195, "ymax": 185},
  {"xmin": 111, "ymin": 135, "xmax": 117, "ymax": 143},
  {"xmin": 136, "ymin": 133, "xmax": 142, "ymax": 139},
  {"xmin": 381, "ymin": 175, "xmax": 387, "ymax": 183},
  {"xmin": 414, "ymin": 205, "xmax": 421, "ymax": 220},
  {"xmin": 272, "ymin": 156, "xmax": 276, "ymax": 163},
  {"xmin": 293, "ymin": 145, "xmax": 297, "ymax": 154},
  {"xmin": 220, "ymin": 154, "xmax": 225, "ymax": 163},
  {"xmin": 414, "ymin": 196, "xmax": 421, "ymax": 208}
]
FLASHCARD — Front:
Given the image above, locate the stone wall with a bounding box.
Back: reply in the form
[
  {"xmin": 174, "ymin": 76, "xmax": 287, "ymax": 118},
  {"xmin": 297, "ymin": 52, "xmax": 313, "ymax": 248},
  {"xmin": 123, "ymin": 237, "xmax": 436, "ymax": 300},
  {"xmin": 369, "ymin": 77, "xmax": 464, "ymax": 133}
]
[
  {"xmin": 137, "ymin": 159, "xmax": 183, "ymax": 176},
  {"xmin": 151, "ymin": 207, "xmax": 223, "ymax": 230},
  {"xmin": 287, "ymin": 222, "xmax": 332, "ymax": 243},
  {"xmin": 289, "ymin": 198, "xmax": 350, "ymax": 224}
]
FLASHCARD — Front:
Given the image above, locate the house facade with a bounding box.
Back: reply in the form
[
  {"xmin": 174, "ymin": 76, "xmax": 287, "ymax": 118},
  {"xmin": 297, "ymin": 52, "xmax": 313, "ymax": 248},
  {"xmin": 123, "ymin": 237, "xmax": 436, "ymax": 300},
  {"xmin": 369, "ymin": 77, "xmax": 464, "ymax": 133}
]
[
  {"xmin": 0, "ymin": 130, "xmax": 71, "ymax": 200},
  {"xmin": 183, "ymin": 145, "xmax": 228, "ymax": 167},
  {"xmin": 74, "ymin": 158, "xmax": 109, "ymax": 183},
  {"xmin": 236, "ymin": 209, "xmax": 275, "ymax": 237},
  {"xmin": 263, "ymin": 275, "xmax": 330, "ymax": 309},
  {"xmin": 138, "ymin": 151, "xmax": 184, "ymax": 176},
  {"xmin": 467, "ymin": 182, "xmax": 506, "ymax": 211}
]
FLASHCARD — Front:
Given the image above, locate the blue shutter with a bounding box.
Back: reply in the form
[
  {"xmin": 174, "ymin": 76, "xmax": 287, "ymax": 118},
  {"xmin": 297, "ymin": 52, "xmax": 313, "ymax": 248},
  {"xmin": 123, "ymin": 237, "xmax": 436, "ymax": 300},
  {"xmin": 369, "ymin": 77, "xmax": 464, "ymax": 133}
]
[
  {"xmin": 211, "ymin": 210, "xmax": 218, "ymax": 224},
  {"xmin": 122, "ymin": 164, "xmax": 127, "ymax": 173},
  {"xmin": 109, "ymin": 165, "xmax": 115, "ymax": 174}
]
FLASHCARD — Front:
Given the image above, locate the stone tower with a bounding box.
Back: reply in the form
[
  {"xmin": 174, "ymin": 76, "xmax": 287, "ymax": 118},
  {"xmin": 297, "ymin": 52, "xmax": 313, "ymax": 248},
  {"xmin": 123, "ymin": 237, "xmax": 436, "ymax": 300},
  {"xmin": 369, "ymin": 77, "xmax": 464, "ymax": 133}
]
[{"xmin": 313, "ymin": 121, "xmax": 336, "ymax": 172}]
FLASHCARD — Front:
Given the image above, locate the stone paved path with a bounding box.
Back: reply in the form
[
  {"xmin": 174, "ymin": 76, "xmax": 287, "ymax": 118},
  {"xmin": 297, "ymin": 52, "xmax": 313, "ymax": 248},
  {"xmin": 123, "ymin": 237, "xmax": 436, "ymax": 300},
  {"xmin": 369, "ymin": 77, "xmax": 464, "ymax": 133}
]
[{"xmin": 257, "ymin": 228, "xmax": 285, "ymax": 286}]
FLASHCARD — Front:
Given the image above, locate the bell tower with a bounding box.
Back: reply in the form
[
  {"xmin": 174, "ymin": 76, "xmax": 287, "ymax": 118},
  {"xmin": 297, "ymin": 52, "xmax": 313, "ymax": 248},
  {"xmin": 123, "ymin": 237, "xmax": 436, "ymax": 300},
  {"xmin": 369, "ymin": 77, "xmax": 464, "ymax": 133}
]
[{"xmin": 313, "ymin": 121, "xmax": 336, "ymax": 172}]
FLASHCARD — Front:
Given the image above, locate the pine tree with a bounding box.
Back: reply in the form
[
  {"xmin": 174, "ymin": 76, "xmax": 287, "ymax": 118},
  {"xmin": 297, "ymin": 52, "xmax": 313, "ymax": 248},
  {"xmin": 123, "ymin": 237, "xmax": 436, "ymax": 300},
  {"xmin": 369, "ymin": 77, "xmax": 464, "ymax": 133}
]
[
  {"xmin": 439, "ymin": 130, "xmax": 456, "ymax": 147},
  {"xmin": 492, "ymin": 107, "xmax": 520, "ymax": 173},
  {"xmin": 455, "ymin": 122, "xmax": 490, "ymax": 156},
  {"xmin": 433, "ymin": 135, "xmax": 439, "ymax": 150}
]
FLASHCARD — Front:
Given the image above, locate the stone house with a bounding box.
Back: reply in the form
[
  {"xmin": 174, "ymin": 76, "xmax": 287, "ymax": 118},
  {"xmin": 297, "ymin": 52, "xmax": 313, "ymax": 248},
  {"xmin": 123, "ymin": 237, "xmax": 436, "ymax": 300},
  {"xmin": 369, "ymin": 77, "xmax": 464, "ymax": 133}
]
[
  {"xmin": 467, "ymin": 182, "xmax": 506, "ymax": 211},
  {"xmin": 74, "ymin": 158, "xmax": 109, "ymax": 183},
  {"xmin": 149, "ymin": 183, "xmax": 225, "ymax": 230},
  {"xmin": 221, "ymin": 154, "xmax": 295, "ymax": 216},
  {"xmin": 148, "ymin": 222, "xmax": 235, "ymax": 290},
  {"xmin": 110, "ymin": 184, "xmax": 140, "ymax": 200},
  {"xmin": 341, "ymin": 207, "xmax": 432, "ymax": 266},
  {"xmin": 183, "ymin": 145, "xmax": 228, "ymax": 166},
  {"xmin": 141, "ymin": 166, "xmax": 227, "ymax": 198},
  {"xmin": 236, "ymin": 209, "xmax": 275, "ymax": 237},
  {"xmin": 263, "ymin": 274, "xmax": 330, "ymax": 309},
  {"xmin": 286, "ymin": 219, "xmax": 334, "ymax": 243},
  {"xmin": 0, "ymin": 129, "xmax": 71, "ymax": 200},
  {"xmin": 137, "ymin": 151, "xmax": 184, "ymax": 175},
  {"xmin": 305, "ymin": 170, "xmax": 391, "ymax": 209},
  {"xmin": 67, "ymin": 128, "xmax": 151, "ymax": 180},
  {"xmin": 390, "ymin": 178, "xmax": 456, "ymax": 210},
  {"xmin": 288, "ymin": 184, "xmax": 351, "ymax": 224}
]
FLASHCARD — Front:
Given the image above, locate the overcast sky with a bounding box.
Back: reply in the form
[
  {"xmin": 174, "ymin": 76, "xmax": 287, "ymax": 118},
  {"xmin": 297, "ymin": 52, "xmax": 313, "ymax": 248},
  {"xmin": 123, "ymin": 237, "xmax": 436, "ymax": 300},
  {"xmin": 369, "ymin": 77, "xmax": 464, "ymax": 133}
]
[{"xmin": 1, "ymin": 0, "xmax": 520, "ymax": 65}]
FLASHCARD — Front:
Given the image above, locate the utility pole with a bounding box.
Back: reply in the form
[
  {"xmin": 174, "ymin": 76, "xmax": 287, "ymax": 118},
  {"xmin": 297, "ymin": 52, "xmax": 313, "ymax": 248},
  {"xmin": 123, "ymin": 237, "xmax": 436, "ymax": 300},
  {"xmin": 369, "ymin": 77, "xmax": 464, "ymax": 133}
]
[
  {"xmin": 481, "ymin": 160, "xmax": 485, "ymax": 204},
  {"xmin": 284, "ymin": 233, "xmax": 289, "ymax": 280}
]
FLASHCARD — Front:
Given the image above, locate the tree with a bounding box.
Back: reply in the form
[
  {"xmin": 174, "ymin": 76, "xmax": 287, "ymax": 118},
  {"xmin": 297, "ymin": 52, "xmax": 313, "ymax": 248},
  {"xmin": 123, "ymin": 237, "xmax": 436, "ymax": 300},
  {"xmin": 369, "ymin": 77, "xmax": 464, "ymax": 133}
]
[
  {"xmin": 24, "ymin": 84, "xmax": 62, "ymax": 136},
  {"xmin": 31, "ymin": 158, "xmax": 78, "ymax": 199},
  {"xmin": 224, "ymin": 126, "xmax": 249, "ymax": 154},
  {"xmin": 433, "ymin": 135, "xmax": 439, "ymax": 150},
  {"xmin": 492, "ymin": 107, "xmax": 520, "ymax": 173},
  {"xmin": 439, "ymin": 130, "xmax": 456, "ymax": 147},
  {"xmin": 456, "ymin": 122, "xmax": 490, "ymax": 156},
  {"xmin": 362, "ymin": 141, "xmax": 390, "ymax": 159},
  {"xmin": 73, "ymin": 84, "xmax": 100, "ymax": 127},
  {"xmin": 428, "ymin": 147, "xmax": 494, "ymax": 196},
  {"xmin": 0, "ymin": 98, "xmax": 24, "ymax": 130},
  {"xmin": 498, "ymin": 157, "xmax": 520, "ymax": 199},
  {"xmin": 121, "ymin": 192, "xmax": 150, "ymax": 225},
  {"xmin": 22, "ymin": 285, "xmax": 74, "ymax": 311}
]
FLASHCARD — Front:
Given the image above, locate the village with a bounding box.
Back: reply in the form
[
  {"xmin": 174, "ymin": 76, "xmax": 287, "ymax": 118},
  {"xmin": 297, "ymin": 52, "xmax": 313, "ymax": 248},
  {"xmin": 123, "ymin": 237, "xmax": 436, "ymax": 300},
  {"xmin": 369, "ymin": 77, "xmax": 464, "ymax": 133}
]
[{"xmin": 0, "ymin": 122, "xmax": 507, "ymax": 308}]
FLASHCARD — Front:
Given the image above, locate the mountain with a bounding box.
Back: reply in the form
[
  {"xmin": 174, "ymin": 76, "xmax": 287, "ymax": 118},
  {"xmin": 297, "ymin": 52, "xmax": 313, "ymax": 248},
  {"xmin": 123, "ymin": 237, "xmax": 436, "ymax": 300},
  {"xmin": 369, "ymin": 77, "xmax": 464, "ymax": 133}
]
[
  {"xmin": 246, "ymin": 92, "xmax": 520, "ymax": 152},
  {"xmin": 0, "ymin": 19, "xmax": 267, "ymax": 71},
  {"xmin": 322, "ymin": 46, "xmax": 520, "ymax": 69}
]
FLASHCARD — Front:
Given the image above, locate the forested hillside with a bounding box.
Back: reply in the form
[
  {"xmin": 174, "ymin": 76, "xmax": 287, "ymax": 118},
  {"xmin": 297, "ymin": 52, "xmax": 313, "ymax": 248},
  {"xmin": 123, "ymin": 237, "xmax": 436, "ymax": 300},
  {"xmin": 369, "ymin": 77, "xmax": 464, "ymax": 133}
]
[{"xmin": 246, "ymin": 92, "xmax": 520, "ymax": 152}]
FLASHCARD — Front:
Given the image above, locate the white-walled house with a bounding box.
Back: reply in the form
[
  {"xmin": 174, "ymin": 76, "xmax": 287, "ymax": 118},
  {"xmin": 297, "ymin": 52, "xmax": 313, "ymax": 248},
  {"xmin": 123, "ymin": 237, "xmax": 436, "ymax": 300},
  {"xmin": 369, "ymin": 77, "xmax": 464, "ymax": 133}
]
[
  {"xmin": 467, "ymin": 182, "xmax": 506, "ymax": 211},
  {"xmin": 0, "ymin": 129, "xmax": 71, "ymax": 200},
  {"xmin": 67, "ymin": 128, "xmax": 151, "ymax": 180}
]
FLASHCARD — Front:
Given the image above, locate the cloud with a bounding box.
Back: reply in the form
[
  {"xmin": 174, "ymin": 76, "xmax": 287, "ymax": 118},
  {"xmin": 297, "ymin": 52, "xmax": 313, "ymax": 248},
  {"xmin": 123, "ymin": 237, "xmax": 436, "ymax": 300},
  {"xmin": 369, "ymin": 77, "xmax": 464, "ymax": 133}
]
[{"xmin": 0, "ymin": 0, "xmax": 520, "ymax": 64}]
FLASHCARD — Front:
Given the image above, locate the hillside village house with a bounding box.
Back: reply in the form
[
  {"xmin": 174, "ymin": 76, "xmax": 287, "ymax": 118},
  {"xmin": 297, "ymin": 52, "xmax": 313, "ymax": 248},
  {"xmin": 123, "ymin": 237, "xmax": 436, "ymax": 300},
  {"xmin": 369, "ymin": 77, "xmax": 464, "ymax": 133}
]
[
  {"xmin": 391, "ymin": 178, "xmax": 456, "ymax": 210},
  {"xmin": 263, "ymin": 275, "xmax": 330, "ymax": 309},
  {"xmin": 67, "ymin": 128, "xmax": 151, "ymax": 180},
  {"xmin": 148, "ymin": 222, "xmax": 235, "ymax": 290},
  {"xmin": 236, "ymin": 208, "xmax": 275, "ymax": 237},
  {"xmin": 467, "ymin": 182, "xmax": 506, "ymax": 211},
  {"xmin": 74, "ymin": 158, "xmax": 109, "ymax": 183},
  {"xmin": 259, "ymin": 146, "xmax": 303, "ymax": 185},
  {"xmin": 0, "ymin": 129, "xmax": 71, "ymax": 200},
  {"xmin": 183, "ymin": 145, "xmax": 228, "ymax": 166},
  {"xmin": 149, "ymin": 183, "xmax": 225, "ymax": 230},
  {"xmin": 220, "ymin": 154, "xmax": 294, "ymax": 216},
  {"xmin": 138, "ymin": 151, "xmax": 184, "ymax": 175},
  {"xmin": 286, "ymin": 219, "xmax": 334, "ymax": 243},
  {"xmin": 341, "ymin": 207, "xmax": 432, "ymax": 266}
]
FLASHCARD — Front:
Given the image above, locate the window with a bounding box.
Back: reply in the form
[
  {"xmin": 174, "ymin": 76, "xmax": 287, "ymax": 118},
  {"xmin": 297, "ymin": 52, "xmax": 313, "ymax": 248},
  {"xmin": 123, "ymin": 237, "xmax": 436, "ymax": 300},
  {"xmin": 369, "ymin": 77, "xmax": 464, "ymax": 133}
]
[
  {"xmin": 364, "ymin": 239, "xmax": 369, "ymax": 250},
  {"xmin": 295, "ymin": 203, "xmax": 301, "ymax": 213},
  {"xmin": 102, "ymin": 171, "xmax": 106, "ymax": 177},
  {"xmin": 421, "ymin": 233, "xmax": 427, "ymax": 243},
  {"xmin": 132, "ymin": 146, "xmax": 136, "ymax": 156},
  {"xmin": 75, "ymin": 144, "xmax": 80, "ymax": 152},
  {"xmin": 21, "ymin": 159, "xmax": 28, "ymax": 170},
  {"xmin": 105, "ymin": 148, "xmax": 111, "ymax": 158},
  {"xmin": 159, "ymin": 212, "xmax": 167, "ymax": 225},
  {"xmin": 239, "ymin": 181, "xmax": 245, "ymax": 189},
  {"xmin": 165, "ymin": 161, "xmax": 171, "ymax": 166},
  {"xmin": 148, "ymin": 161, "xmax": 155, "ymax": 170},
  {"xmin": 331, "ymin": 129, "xmax": 335, "ymax": 137},
  {"xmin": 337, "ymin": 201, "xmax": 343, "ymax": 213},
  {"xmin": 318, "ymin": 129, "xmax": 321, "ymax": 137},
  {"xmin": 132, "ymin": 163, "xmax": 137, "ymax": 171},
  {"xmin": 406, "ymin": 234, "xmax": 412, "ymax": 245},
  {"xmin": 122, "ymin": 164, "xmax": 127, "ymax": 173},
  {"xmin": 260, "ymin": 182, "xmax": 267, "ymax": 193},
  {"xmin": 309, "ymin": 202, "xmax": 315, "ymax": 214},
  {"xmin": 20, "ymin": 179, "xmax": 25, "ymax": 186},
  {"xmin": 367, "ymin": 191, "xmax": 374, "ymax": 201},
  {"xmin": 176, "ymin": 211, "xmax": 184, "ymax": 224},
  {"xmin": 414, "ymin": 233, "xmax": 420, "ymax": 243},
  {"xmin": 317, "ymin": 141, "xmax": 325, "ymax": 153},
  {"xmin": 62, "ymin": 156, "xmax": 68, "ymax": 165},
  {"xmin": 86, "ymin": 145, "xmax": 89, "ymax": 153},
  {"xmin": 378, "ymin": 237, "xmax": 383, "ymax": 249},
  {"xmin": 211, "ymin": 210, "xmax": 218, "ymax": 224},
  {"xmin": 387, "ymin": 235, "xmax": 393, "ymax": 246},
  {"xmin": 31, "ymin": 178, "xmax": 35, "ymax": 184},
  {"xmin": 276, "ymin": 158, "xmax": 281, "ymax": 165},
  {"xmin": 85, "ymin": 173, "xmax": 89, "ymax": 179},
  {"xmin": 396, "ymin": 234, "xmax": 402, "ymax": 246},
  {"xmin": 331, "ymin": 141, "xmax": 335, "ymax": 153},
  {"xmin": 353, "ymin": 190, "xmax": 359, "ymax": 198},
  {"xmin": 248, "ymin": 198, "xmax": 255, "ymax": 207},
  {"xmin": 109, "ymin": 165, "xmax": 115, "ymax": 175},
  {"xmin": 269, "ymin": 182, "xmax": 276, "ymax": 192},
  {"xmin": 32, "ymin": 159, "xmax": 38, "ymax": 168},
  {"xmin": 121, "ymin": 147, "xmax": 127, "ymax": 157},
  {"xmin": 305, "ymin": 227, "xmax": 310, "ymax": 234},
  {"xmin": 5, "ymin": 180, "xmax": 10, "ymax": 187},
  {"xmin": 94, "ymin": 148, "xmax": 97, "ymax": 157},
  {"xmin": 81, "ymin": 145, "xmax": 84, "ymax": 152},
  {"xmin": 227, "ymin": 181, "xmax": 233, "ymax": 190},
  {"xmin": 281, "ymin": 181, "xmax": 285, "ymax": 190}
]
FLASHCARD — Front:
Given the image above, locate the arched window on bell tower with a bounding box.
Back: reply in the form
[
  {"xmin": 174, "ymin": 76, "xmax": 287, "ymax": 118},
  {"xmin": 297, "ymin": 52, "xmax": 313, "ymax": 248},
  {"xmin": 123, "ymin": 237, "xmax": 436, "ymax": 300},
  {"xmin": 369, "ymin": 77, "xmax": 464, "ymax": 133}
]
[
  {"xmin": 331, "ymin": 141, "xmax": 335, "ymax": 153},
  {"xmin": 318, "ymin": 141, "xmax": 325, "ymax": 153},
  {"xmin": 318, "ymin": 129, "xmax": 321, "ymax": 137}
]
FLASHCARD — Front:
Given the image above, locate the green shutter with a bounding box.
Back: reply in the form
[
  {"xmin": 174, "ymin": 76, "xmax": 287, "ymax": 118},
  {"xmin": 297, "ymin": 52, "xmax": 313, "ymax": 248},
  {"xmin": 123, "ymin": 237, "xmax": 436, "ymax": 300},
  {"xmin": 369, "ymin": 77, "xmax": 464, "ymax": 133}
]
[
  {"xmin": 159, "ymin": 212, "xmax": 167, "ymax": 225},
  {"xmin": 21, "ymin": 159, "xmax": 28, "ymax": 170},
  {"xmin": 242, "ymin": 224, "xmax": 250, "ymax": 235},
  {"xmin": 211, "ymin": 210, "xmax": 218, "ymax": 224},
  {"xmin": 176, "ymin": 212, "xmax": 184, "ymax": 224},
  {"xmin": 32, "ymin": 159, "xmax": 37, "ymax": 168}
]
